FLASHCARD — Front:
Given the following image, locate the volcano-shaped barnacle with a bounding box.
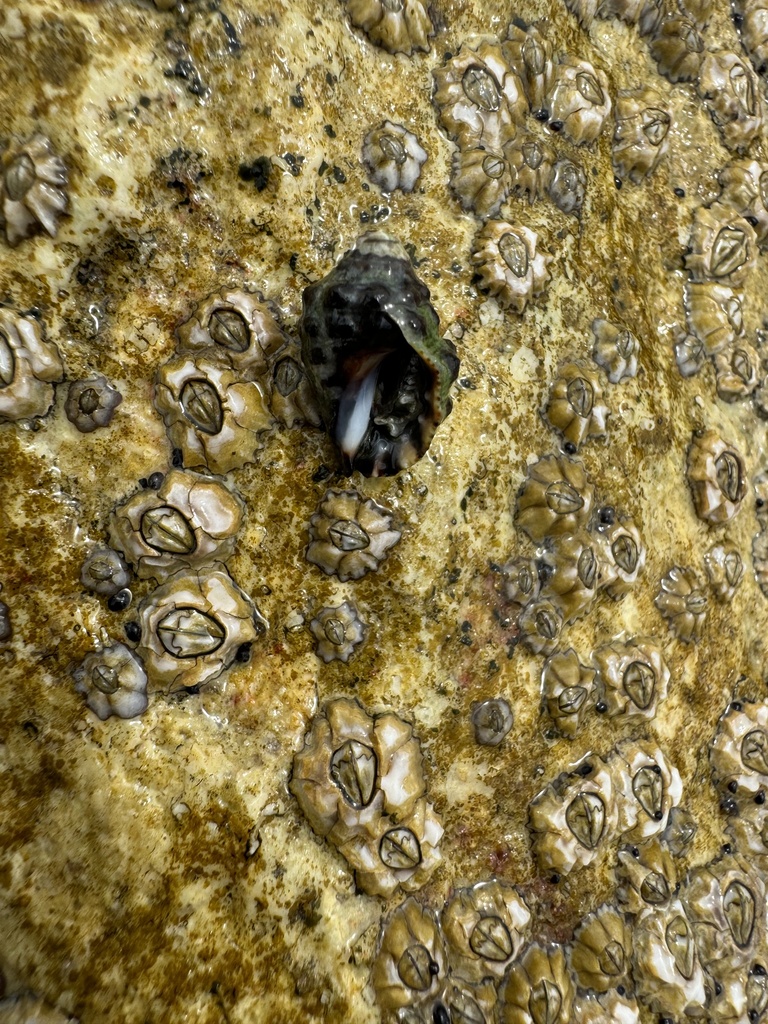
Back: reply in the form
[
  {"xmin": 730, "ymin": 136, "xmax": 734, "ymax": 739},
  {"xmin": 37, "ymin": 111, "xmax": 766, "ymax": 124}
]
[
  {"xmin": 64, "ymin": 375, "xmax": 122, "ymax": 433},
  {"xmin": 529, "ymin": 758, "xmax": 619, "ymax": 874},
  {"xmin": 0, "ymin": 133, "xmax": 68, "ymax": 247},
  {"xmin": 617, "ymin": 839, "xmax": 679, "ymax": 913},
  {"xmin": 684, "ymin": 853, "xmax": 766, "ymax": 970},
  {"xmin": 649, "ymin": 15, "xmax": 704, "ymax": 82},
  {"xmin": 372, "ymin": 898, "xmax": 447, "ymax": 1014},
  {"xmin": 497, "ymin": 942, "xmax": 575, "ymax": 1024},
  {"xmin": 710, "ymin": 698, "xmax": 768, "ymax": 802},
  {"xmin": 432, "ymin": 42, "xmax": 528, "ymax": 150},
  {"xmin": 698, "ymin": 52, "xmax": 763, "ymax": 152},
  {"xmin": 591, "ymin": 320, "xmax": 639, "ymax": 383},
  {"xmin": 608, "ymin": 739, "xmax": 683, "ymax": 841},
  {"xmin": 590, "ymin": 512, "xmax": 646, "ymax": 599},
  {"xmin": 539, "ymin": 532, "xmax": 600, "ymax": 623},
  {"xmin": 108, "ymin": 470, "xmax": 244, "ymax": 581},
  {"xmin": 518, "ymin": 598, "xmax": 564, "ymax": 655},
  {"xmin": 0, "ymin": 307, "xmax": 63, "ymax": 423},
  {"xmin": 450, "ymin": 147, "xmax": 513, "ymax": 220},
  {"xmin": 632, "ymin": 902, "xmax": 709, "ymax": 1018},
  {"xmin": 686, "ymin": 430, "xmax": 747, "ymax": 524},
  {"xmin": 471, "ymin": 698, "xmax": 514, "ymax": 746},
  {"xmin": 309, "ymin": 602, "xmax": 366, "ymax": 663},
  {"xmin": 306, "ymin": 488, "xmax": 401, "ymax": 581},
  {"xmin": 685, "ymin": 204, "xmax": 758, "ymax": 286},
  {"xmin": 654, "ymin": 566, "xmax": 708, "ymax": 643},
  {"xmin": 502, "ymin": 20, "xmax": 555, "ymax": 116},
  {"xmin": 546, "ymin": 60, "xmax": 612, "ymax": 146},
  {"xmin": 346, "ymin": 0, "xmax": 432, "ymax": 54},
  {"xmin": 499, "ymin": 556, "xmax": 541, "ymax": 611},
  {"xmin": 472, "ymin": 221, "xmax": 552, "ymax": 315},
  {"xmin": 442, "ymin": 881, "xmax": 532, "ymax": 981},
  {"xmin": 591, "ymin": 637, "xmax": 669, "ymax": 720},
  {"xmin": 299, "ymin": 232, "xmax": 459, "ymax": 477},
  {"xmin": 612, "ymin": 88, "xmax": 671, "ymax": 184},
  {"xmin": 704, "ymin": 543, "xmax": 744, "ymax": 602},
  {"xmin": 72, "ymin": 642, "xmax": 148, "ymax": 721},
  {"xmin": 571, "ymin": 990, "xmax": 641, "ymax": 1024},
  {"xmin": 714, "ymin": 338, "xmax": 761, "ymax": 402},
  {"xmin": 548, "ymin": 157, "xmax": 587, "ymax": 217},
  {"xmin": 362, "ymin": 122, "xmax": 428, "ymax": 194},
  {"xmin": 80, "ymin": 547, "xmax": 131, "ymax": 598},
  {"xmin": 570, "ymin": 904, "xmax": 633, "ymax": 993},
  {"xmin": 673, "ymin": 328, "xmax": 706, "ymax": 378},
  {"xmin": 543, "ymin": 360, "xmax": 608, "ymax": 450},
  {"xmin": 515, "ymin": 454, "xmax": 594, "ymax": 544},
  {"xmin": 718, "ymin": 159, "xmax": 768, "ymax": 246},
  {"xmin": 269, "ymin": 339, "xmax": 322, "ymax": 428},
  {"xmin": 136, "ymin": 566, "xmax": 264, "ymax": 692},
  {"xmin": 541, "ymin": 648, "xmax": 596, "ymax": 738},
  {"xmin": 505, "ymin": 136, "xmax": 556, "ymax": 204},
  {"xmin": 683, "ymin": 281, "xmax": 744, "ymax": 356},
  {"xmin": 154, "ymin": 350, "xmax": 274, "ymax": 474}
]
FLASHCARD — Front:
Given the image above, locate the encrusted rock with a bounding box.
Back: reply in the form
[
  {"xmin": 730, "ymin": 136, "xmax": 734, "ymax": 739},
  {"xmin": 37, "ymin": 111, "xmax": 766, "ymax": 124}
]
[
  {"xmin": 472, "ymin": 221, "xmax": 552, "ymax": 314},
  {"xmin": 0, "ymin": 307, "xmax": 63, "ymax": 422},
  {"xmin": 306, "ymin": 489, "xmax": 401, "ymax": 581},
  {"xmin": 72, "ymin": 642, "xmax": 148, "ymax": 721}
]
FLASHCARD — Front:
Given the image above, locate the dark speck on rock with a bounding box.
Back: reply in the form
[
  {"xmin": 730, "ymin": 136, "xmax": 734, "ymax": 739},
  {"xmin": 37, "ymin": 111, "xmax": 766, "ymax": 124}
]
[{"xmin": 239, "ymin": 157, "xmax": 272, "ymax": 191}]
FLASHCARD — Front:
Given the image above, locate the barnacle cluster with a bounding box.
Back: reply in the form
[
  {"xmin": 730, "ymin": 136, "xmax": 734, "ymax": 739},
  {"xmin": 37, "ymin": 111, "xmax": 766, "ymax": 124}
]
[{"xmin": 0, "ymin": 307, "xmax": 63, "ymax": 423}]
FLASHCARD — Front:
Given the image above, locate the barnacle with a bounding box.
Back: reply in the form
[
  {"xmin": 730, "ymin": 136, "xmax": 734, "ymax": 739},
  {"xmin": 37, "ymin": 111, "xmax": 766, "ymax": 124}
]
[
  {"xmin": 591, "ymin": 637, "xmax": 669, "ymax": 720},
  {"xmin": 80, "ymin": 547, "xmax": 131, "ymax": 597},
  {"xmin": 697, "ymin": 51, "xmax": 763, "ymax": 152},
  {"xmin": 299, "ymin": 231, "xmax": 459, "ymax": 477},
  {"xmin": 306, "ymin": 488, "xmax": 401, "ymax": 581},
  {"xmin": 309, "ymin": 602, "xmax": 367, "ymax": 663},
  {"xmin": 450, "ymin": 147, "xmax": 512, "ymax": 219},
  {"xmin": 471, "ymin": 698, "xmax": 514, "ymax": 746},
  {"xmin": 433, "ymin": 980, "xmax": 496, "ymax": 1024},
  {"xmin": 617, "ymin": 840, "xmax": 679, "ymax": 914},
  {"xmin": 269, "ymin": 343, "xmax": 322, "ymax": 428},
  {"xmin": 546, "ymin": 60, "xmax": 612, "ymax": 146},
  {"xmin": 0, "ymin": 133, "xmax": 68, "ymax": 247},
  {"xmin": 529, "ymin": 758, "xmax": 619, "ymax": 874},
  {"xmin": 612, "ymin": 88, "xmax": 671, "ymax": 184},
  {"xmin": 654, "ymin": 566, "xmax": 708, "ymax": 643},
  {"xmin": 649, "ymin": 16, "xmax": 704, "ymax": 83},
  {"xmin": 541, "ymin": 647, "xmax": 596, "ymax": 738},
  {"xmin": 372, "ymin": 898, "xmax": 447, "ymax": 1013},
  {"xmin": 717, "ymin": 159, "xmax": 768, "ymax": 245},
  {"xmin": 499, "ymin": 556, "xmax": 540, "ymax": 611},
  {"xmin": 754, "ymin": 530, "xmax": 768, "ymax": 598},
  {"xmin": 714, "ymin": 338, "xmax": 761, "ymax": 401},
  {"xmin": 547, "ymin": 157, "xmax": 586, "ymax": 216},
  {"xmin": 571, "ymin": 990, "xmax": 640, "ymax": 1024},
  {"xmin": 570, "ymin": 903, "xmax": 633, "ymax": 993},
  {"xmin": 505, "ymin": 136, "xmax": 556, "ymax": 204},
  {"xmin": 108, "ymin": 470, "xmax": 244, "ymax": 581},
  {"xmin": 362, "ymin": 121, "xmax": 428, "ymax": 194},
  {"xmin": 591, "ymin": 320, "xmax": 639, "ymax": 383},
  {"xmin": 673, "ymin": 328, "xmax": 706, "ymax": 378},
  {"xmin": 471, "ymin": 221, "xmax": 552, "ymax": 314},
  {"xmin": 346, "ymin": 0, "xmax": 433, "ymax": 55},
  {"xmin": 685, "ymin": 204, "xmax": 758, "ymax": 286},
  {"xmin": 596, "ymin": 0, "xmax": 665, "ymax": 32},
  {"xmin": 539, "ymin": 532, "xmax": 600, "ymax": 623},
  {"xmin": 662, "ymin": 806, "xmax": 697, "ymax": 856},
  {"xmin": 543, "ymin": 361, "xmax": 608, "ymax": 449},
  {"xmin": 0, "ymin": 307, "xmax": 63, "ymax": 423},
  {"xmin": 686, "ymin": 430, "xmax": 747, "ymax": 524},
  {"xmin": 136, "ymin": 566, "xmax": 264, "ymax": 692},
  {"xmin": 710, "ymin": 698, "xmax": 768, "ymax": 801},
  {"xmin": 515, "ymin": 455, "xmax": 594, "ymax": 543},
  {"xmin": 0, "ymin": 996, "xmax": 77, "ymax": 1023},
  {"xmin": 72, "ymin": 642, "xmax": 148, "ymax": 721},
  {"xmin": 737, "ymin": 0, "xmax": 768, "ymax": 74},
  {"xmin": 497, "ymin": 943, "xmax": 575, "ymax": 1024},
  {"xmin": 631, "ymin": 902, "xmax": 709, "ymax": 1018},
  {"xmin": 518, "ymin": 598, "xmax": 563, "ymax": 655},
  {"xmin": 64, "ymin": 376, "xmax": 122, "ymax": 433},
  {"xmin": 502, "ymin": 21, "xmax": 555, "ymax": 115},
  {"xmin": 705, "ymin": 543, "xmax": 744, "ymax": 602},
  {"xmin": 442, "ymin": 880, "xmax": 531, "ymax": 981},
  {"xmin": 590, "ymin": 512, "xmax": 645, "ymax": 599},
  {"xmin": 608, "ymin": 739, "xmax": 683, "ymax": 841},
  {"xmin": 562, "ymin": 0, "xmax": 599, "ymax": 29},
  {"xmin": 153, "ymin": 350, "xmax": 274, "ymax": 474},
  {"xmin": 683, "ymin": 281, "xmax": 744, "ymax": 356}
]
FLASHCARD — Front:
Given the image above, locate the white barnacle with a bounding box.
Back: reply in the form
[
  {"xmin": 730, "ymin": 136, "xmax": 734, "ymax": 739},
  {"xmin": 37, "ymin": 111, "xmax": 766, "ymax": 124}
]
[
  {"xmin": 450, "ymin": 146, "xmax": 512, "ymax": 219},
  {"xmin": 697, "ymin": 51, "xmax": 763, "ymax": 152},
  {"xmin": 542, "ymin": 359, "xmax": 608, "ymax": 449},
  {"xmin": 683, "ymin": 281, "xmax": 744, "ymax": 356},
  {"xmin": 570, "ymin": 903, "xmax": 633, "ymax": 993},
  {"xmin": 371, "ymin": 898, "xmax": 447, "ymax": 1013},
  {"xmin": 546, "ymin": 59, "xmax": 612, "ymax": 146},
  {"xmin": 72, "ymin": 642, "xmax": 148, "ymax": 721},
  {"xmin": 705, "ymin": 543, "xmax": 745, "ymax": 602},
  {"xmin": 497, "ymin": 942, "xmax": 575, "ymax": 1024},
  {"xmin": 686, "ymin": 429, "xmax": 747, "ymax": 524},
  {"xmin": 649, "ymin": 15, "xmax": 704, "ymax": 82},
  {"xmin": 710, "ymin": 698, "xmax": 768, "ymax": 802},
  {"xmin": 442, "ymin": 880, "xmax": 531, "ymax": 981},
  {"xmin": 505, "ymin": 135, "xmax": 555, "ymax": 204},
  {"xmin": 541, "ymin": 648, "xmax": 596, "ymax": 739},
  {"xmin": 539, "ymin": 532, "xmax": 600, "ymax": 624},
  {"xmin": 0, "ymin": 133, "xmax": 68, "ymax": 247},
  {"xmin": 363, "ymin": 121, "xmax": 427, "ymax": 194},
  {"xmin": 64, "ymin": 376, "xmax": 122, "ymax": 433},
  {"xmin": 612, "ymin": 88, "xmax": 671, "ymax": 184},
  {"xmin": 514, "ymin": 454, "xmax": 594, "ymax": 544},
  {"xmin": 654, "ymin": 566, "xmax": 708, "ymax": 643},
  {"xmin": 306, "ymin": 488, "xmax": 401, "ymax": 581},
  {"xmin": 590, "ymin": 512, "xmax": 646, "ymax": 599},
  {"xmin": 472, "ymin": 220, "xmax": 551, "ymax": 314},
  {"xmin": 592, "ymin": 637, "xmax": 669, "ymax": 721},
  {"xmin": 616, "ymin": 839, "xmax": 678, "ymax": 914},
  {"xmin": 591, "ymin": 319, "xmax": 640, "ymax": 382},
  {"xmin": 0, "ymin": 307, "xmax": 63, "ymax": 423},
  {"xmin": 607, "ymin": 738, "xmax": 683, "ymax": 841},
  {"xmin": 80, "ymin": 547, "xmax": 131, "ymax": 597},
  {"xmin": 632, "ymin": 902, "xmax": 709, "ymax": 1019},
  {"xmin": 717, "ymin": 159, "xmax": 768, "ymax": 245},
  {"xmin": 714, "ymin": 338, "xmax": 761, "ymax": 402},
  {"xmin": 346, "ymin": 0, "xmax": 433, "ymax": 55},
  {"xmin": 685, "ymin": 203, "xmax": 758, "ymax": 287},
  {"xmin": 309, "ymin": 602, "xmax": 367, "ymax": 663}
]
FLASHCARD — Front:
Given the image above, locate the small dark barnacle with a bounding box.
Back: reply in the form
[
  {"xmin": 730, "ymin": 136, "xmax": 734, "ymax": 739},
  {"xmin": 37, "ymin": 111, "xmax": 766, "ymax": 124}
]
[
  {"xmin": 65, "ymin": 375, "xmax": 123, "ymax": 433},
  {"xmin": 299, "ymin": 231, "xmax": 459, "ymax": 476}
]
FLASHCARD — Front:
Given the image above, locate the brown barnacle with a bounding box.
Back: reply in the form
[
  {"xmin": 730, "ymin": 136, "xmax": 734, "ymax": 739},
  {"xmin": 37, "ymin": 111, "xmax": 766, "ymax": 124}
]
[
  {"xmin": 546, "ymin": 60, "xmax": 612, "ymax": 146},
  {"xmin": 153, "ymin": 350, "xmax": 274, "ymax": 474},
  {"xmin": 269, "ymin": 340, "xmax": 322, "ymax": 428},
  {"xmin": 64, "ymin": 376, "xmax": 122, "ymax": 433},
  {"xmin": 432, "ymin": 42, "xmax": 527, "ymax": 150},
  {"xmin": 499, "ymin": 556, "xmax": 541, "ymax": 611},
  {"xmin": 136, "ymin": 566, "xmax": 264, "ymax": 692},
  {"xmin": 471, "ymin": 698, "xmax": 514, "ymax": 746},
  {"xmin": 649, "ymin": 15, "xmax": 704, "ymax": 82},
  {"xmin": 515, "ymin": 454, "xmax": 595, "ymax": 544},
  {"xmin": 497, "ymin": 943, "xmax": 575, "ymax": 1024},
  {"xmin": 0, "ymin": 133, "xmax": 68, "ymax": 247},
  {"xmin": 0, "ymin": 307, "xmax": 63, "ymax": 423},
  {"xmin": 504, "ymin": 135, "xmax": 556, "ymax": 204},
  {"xmin": 541, "ymin": 648, "xmax": 596, "ymax": 739},
  {"xmin": 710, "ymin": 698, "xmax": 768, "ymax": 802},
  {"xmin": 704, "ymin": 543, "xmax": 745, "ymax": 602},
  {"xmin": 590, "ymin": 512, "xmax": 646, "ymax": 599},
  {"xmin": 72, "ymin": 642, "xmax": 149, "ymax": 721},
  {"xmin": 306, "ymin": 488, "xmax": 401, "ymax": 582},
  {"xmin": 472, "ymin": 221, "xmax": 552, "ymax": 315},
  {"xmin": 518, "ymin": 598, "xmax": 563, "ymax": 655},
  {"xmin": 684, "ymin": 204, "xmax": 758, "ymax": 286},
  {"xmin": 539, "ymin": 532, "xmax": 600, "ymax": 624},
  {"xmin": 362, "ymin": 121, "xmax": 428, "ymax": 194},
  {"xmin": 570, "ymin": 904, "xmax": 633, "ymax": 993},
  {"xmin": 442, "ymin": 880, "xmax": 532, "ymax": 981},
  {"xmin": 571, "ymin": 990, "xmax": 641, "ymax": 1024},
  {"xmin": 697, "ymin": 52, "xmax": 763, "ymax": 152},
  {"xmin": 309, "ymin": 602, "xmax": 367, "ymax": 663},
  {"xmin": 502, "ymin": 20, "xmax": 555, "ymax": 116},
  {"xmin": 436, "ymin": 980, "xmax": 496, "ymax": 1024},
  {"xmin": 717, "ymin": 160, "xmax": 768, "ymax": 246},
  {"xmin": 714, "ymin": 338, "xmax": 761, "ymax": 401},
  {"xmin": 738, "ymin": 0, "xmax": 768, "ymax": 76},
  {"xmin": 591, "ymin": 320, "xmax": 639, "ymax": 383},
  {"xmin": 683, "ymin": 281, "xmax": 744, "ymax": 356},
  {"xmin": 372, "ymin": 898, "xmax": 447, "ymax": 1013},
  {"xmin": 591, "ymin": 637, "xmax": 670, "ymax": 720},
  {"xmin": 654, "ymin": 566, "xmax": 708, "ymax": 643},
  {"xmin": 547, "ymin": 157, "xmax": 587, "ymax": 217},
  {"xmin": 346, "ymin": 0, "xmax": 433, "ymax": 55},
  {"xmin": 686, "ymin": 430, "xmax": 747, "ymax": 524},
  {"xmin": 529, "ymin": 758, "xmax": 619, "ymax": 875},
  {"xmin": 673, "ymin": 327, "xmax": 706, "ymax": 378},
  {"xmin": 108, "ymin": 469, "xmax": 244, "ymax": 581},
  {"xmin": 80, "ymin": 547, "xmax": 131, "ymax": 597},
  {"xmin": 612, "ymin": 88, "xmax": 671, "ymax": 185},
  {"xmin": 631, "ymin": 902, "xmax": 709, "ymax": 1018},
  {"xmin": 617, "ymin": 840, "xmax": 678, "ymax": 914},
  {"xmin": 543, "ymin": 360, "xmax": 608, "ymax": 449},
  {"xmin": 607, "ymin": 739, "xmax": 683, "ymax": 841},
  {"xmin": 450, "ymin": 147, "xmax": 512, "ymax": 220}
]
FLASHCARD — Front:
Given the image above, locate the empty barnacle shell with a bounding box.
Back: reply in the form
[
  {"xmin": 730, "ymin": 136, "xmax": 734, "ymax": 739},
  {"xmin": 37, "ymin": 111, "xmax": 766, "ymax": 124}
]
[
  {"xmin": 697, "ymin": 51, "xmax": 763, "ymax": 152},
  {"xmin": 515, "ymin": 454, "xmax": 595, "ymax": 544},
  {"xmin": 591, "ymin": 320, "xmax": 639, "ymax": 383},
  {"xmin": 704, "ymin": 543, "xmax": 745, "ymax": 602},
  {"xmin": 754, "ymin": 530, "xmax": 768, "ymax": 598},
  {"xmin": 717, "ymin": 160, "xmax": 768, "ymax": 246},
  {"xmin": 608, "ymin": 739, "xmax": 683, "ymax": 841},
  {"xmin": 710, "ymin": 698, "xmax": 768, "ymax": 801},
  {"xmin": 738, "ymin": 0, "xmax": 768, "ymax": 74},
  {"xmin": 0, "ymin": 307, "xmax": 63, "ymax": 423},
  {"xmin": 617, "ymin": 839, "xmax": 679, "ymax": 913},
  {"xmin": 80, "ymin": 547, "xmax": 131, "ymax": 597},
  {"xmin": 546, "ymin": 60, "xmax": 612, "ymax": 146},
  {"xmin": 309, "ymin": 602, "xmax": 367, "ymax": 663},
  {"xmin": 0, "ymin": 133, "xmax": 68, "ymax": 247},
  {"xmin": 714, "ymin": 338, "xmax": 761, "ymax": 401},
  {"xmin": 571, "ymin": 990, "xmax": 641, "ymax": 1024},
  {"xmin": 497, "ymin": 942, "xmax": 575, "ymax": 1024},
  {"xmin": 518, "ymin": 598, "xmax": 563, "ymax": 655},
  {"xmin": 362, "ymin": 121, "xmax": 428, "ymax": 194},
  {"xmin": 686, "ymin": 430, "xmax": 747, "ymax": 524},
  {"xmin": 654, "ymin": 565, "xmax": 708, "ymax": 643},
  {"xmin": 372, "ymin": 898, "xmax": 447, "ymax": 1013},
  {"xmin": 683, "ymin": 281, "xmax": 744, "ymax": 356},
  {"xmin": 471, "ymin": 698, "xmax": 514, "ymax": 746},
  {"xmin": 306, "ymin": 488, "xmax": 401, "ymax": 581},
  {"xmin": 450, "ymin": 147, "xmax": 512, "ymax": 219},
  {"xmin": 589, "ymin": 512, "xmax": 646, "ymax": 599},
  {"xmin": 542, "ymin": 360, "xmax": 608, "ymax": 449},
  {"xmin": 541, "ymin": 647, "xmax": 596, "ymax": 738},
  {"xmin": 269, "ymin": 342, "xmax": 322, "ymax": 428},
  {"xmin": 108, "ymin": 469, "xmax": 244, "ymax": 581},
  {"xmin": 299, "ymin": 231, "xmax": 459, "ymax": 477},
  {"xmin": 346, "ymin": 0, "xmax": 433, "ymax": 54},
  {"xmin": 442, "ymin": 880, "xmax": 531, "ymax": 981},
  {"xmin": 505, "ymin": 135, "xmax": 556, "ymax": 204},
  {"xmin": 673, "ymin": 328, "xmax": 706, "ymax": 378},
  {"xmin": 539, "ymin": 532, "xmax": 600, "ymax": 624},
  {"xmin": 499, "ymin": 556, "xmax": 541, "ymax": 611},
  {"xmin": 64, "ymin": 375, "xmax": 122, "ymax": 433},
  {"xmin": 502, "ymin": 21, "xmax": 555, "ymax": 115},
  {"xmin": 649, "ymin": 15, "xmax": 704, "ymax": 82},
  {"xmin": 631, "ymin": 901, "xmax": 709, "ymax": 1018},
  {"xmin": 685, "ymin": 204, "xmax": 758, "ymax": 286},
  {"xmin": 472, "ymin": 221, "xmax": 552, "ymax": 315},
  {"xmin": 72, "ymin": 642, "xmax": 148, "ymax": 721},
  {"xmin": 570, "ymin": 903, "xmax": 633, "ymax": 993},
  {"xmin": 547, "ymin": 157, "xmax": 587, "ymax": 217},
  {"xmin": 591, "ymin": 637, "xmax": 669, "ymax": 720},
  {"xmin": 136, "ymin": 565, "xmax": 264, "ymax": 692},
  {"xmin": 612, "ymin": 88, "xmax": 671, "ymax": 184}
]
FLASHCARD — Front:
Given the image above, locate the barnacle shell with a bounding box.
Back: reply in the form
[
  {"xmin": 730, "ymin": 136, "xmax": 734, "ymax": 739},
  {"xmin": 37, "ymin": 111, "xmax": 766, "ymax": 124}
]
[
  {"xmin": 299, "ymin": 231, "xmax": 459, "ymax": 477},
  {"xmin": 72, "ymin": 642, "xmax": 149, "ymax": 721},
  {"xmin": 472, "ymin": 221, "xmax": 552, "ymax": 314},
  {"xmin": 153, "ymin": 350, "xmax": 274, "ymax": 474},
  {"xmin": 674, "ymin": 328, "xmax": 706, "ymax": 378},
  {"xmin": 717, "ymin": 159, "xmax": 768, "ymax": 246},
  {"xmin": 269, "ymin": 342, "xmax": 322, "ymax": 428},
  {"xmin": 686, "ymin": 430, "xmax": 747, "ymax": 524},
  {"xmin": 661, "ymin": 806, "xmax": 697, "ymax": 856},
  {"xmin": 497, "ymin": 943, "xmax": 575, "ymax": 1024},
  {"xmin": 0, "ymin": 600, "xmax": 10, "ymax": 643},
  {"xmin": 571, "ymin": 990, "xmax": 640, "ymax": 1024},
  {"xmin": 518, "ymin": 598, "xmax": 563, "ymax": 655},
  {"xmin": 714, "ymin": 338, "xmax": 761, "ymax": 401},
  {"xmin": 608, "ymin": 738, "xmax": 683, "ymax": 841},
  {"xmin": 617, "ymin": 840, "xmax": 679, "ymax": 914},
  {"xmin": 471, "ymin": 698, "xmax": 514, "ymax": 745},
  {"xmin": 649, "ymin": 16, "xmax": 704, "ymax": 82},
  {"xmin": 363, "ymin": 121, "xmax": 428, "ymax": 193},
  {"xmin": 543, "ymin": 361, "xmax": 608, "ymax": 449},
  {"xmin": 0, "ymin": 133, "xmax": 68, "ymax": 247},
  {"xmin": 539, "ymin": 532, "xmax": 600, "ymax": 624},
  {"xmin": 756, "ymin": 472, "xmax": 768, "ymax": 526},
  {"xmin": 710, "ymin": 698, "xmax": 768, "ymax": 800},
  {"xmin": 136, "ymin": 566, "xmax": 263, "ymax": 692},
  {"xmin": 591, "ymin": 319, "xmax": 639, "ymax": 383},
  {"xmin": 738, "ymin": 0, "xmax": 768, "ymax": 74},
  {"xmin": 442, "ymin": 880, "xmax": 531, "ymax": 980},
  {"xmin": 685, "ymin": 204, "xmax": 758, "ymax": 287},
  {"xmin": 505, "ymin": 136, "xmax": 556, "ymax": 204},
  {"xmin": 596, "ymin": 0, "xmax": 665, "ymax": 33},
  {"xmin": 64, "ymin": 376, "xmax": 122, "ymax": 433},
  {"xmin": 591, "ymin": 637, "xmax": 669, "ymax": 720},
  {"xmin": 0, "ymin": 996, "xmax": 77, "ymax": 1023},
  {"xmin": 563, "ymin": 0, "xmax": 599, "ymax": 29},
  {"xmin": 590, "ymin": 512, "xmax": 646, "ymax": 599},
  {"xmin": 346, "ymin": 0, "xmax": 433, "ymax": 55},
  {"xmin": 541, "ymin": 647, "xmax": 596, "ymax": 738},
  {"xmin": 683, "ymin": 281, "xmax": 744, "ymax": 356},
  {"xmin": 547, "ymin": 157, "xmax": 587, "ymax": 216},
  {"xmin": 529, "ymin": 758, "xmax": 619, "ymax": 874},
  {"xmin": 499, "ymin": 556, "xmax": 541, "ymax": 610},
  {"xmin": 109, "ymin": 470, "xmax": 244, "ymax": 581},
  {"xmin": 80, "ymin": 547, "xmax": 131, "ymax": 597},
  {"xmin": 547, "ymin": 60, "xmax": 612, "ymax": 146},
  {"xmin": 433, "ymin": 979, "xmax": 496, "ymax": 1024},
  {"xmin": 612, "ymin": 88, "xmax": 671, "ymax": 184},
  {"xmin": 502, "ymin": 21, "xmax": 555, "ymax": 115},
  {"xmin": 372, "ymin": 898, "xmax": 447, "ymax": 1013},
  {"xmin": 753, "ymin": 530, "xmax": 768, "ymax": 598},
  {"xmin": 0, "ymin": 307, "xmax": 63, "ymax": 423},
  {"xmin": 697, "ymin": 51, "xmax": 763, "ymax": 152},
  {"xmin": 570, "ymin": 903, "xmax": 633, "ymax": 993},
  {"xmin": 704, "ymin": 543, "xmax": 744, "ymax": 602},
  {"xmin": 515, "ymin": 455, "xmax": 594, "ymax": 543},
  {"xmin": 309, "ymin": 602, "xmax": 367, "ymax": 663},
  {"xmin": 450, "ymin": 147, "xmax": 512, "ymax": 219},
  {"xmin": 632, "ymin": 902, "xmax": 709, "ymax": 1018},
  {"xmin": 654, "ymin": 566, "xmax": 708, "ymax": 643},
  {"xmin": 306, "ymin": 488, "xmax": 401, "ymax": 581}
]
